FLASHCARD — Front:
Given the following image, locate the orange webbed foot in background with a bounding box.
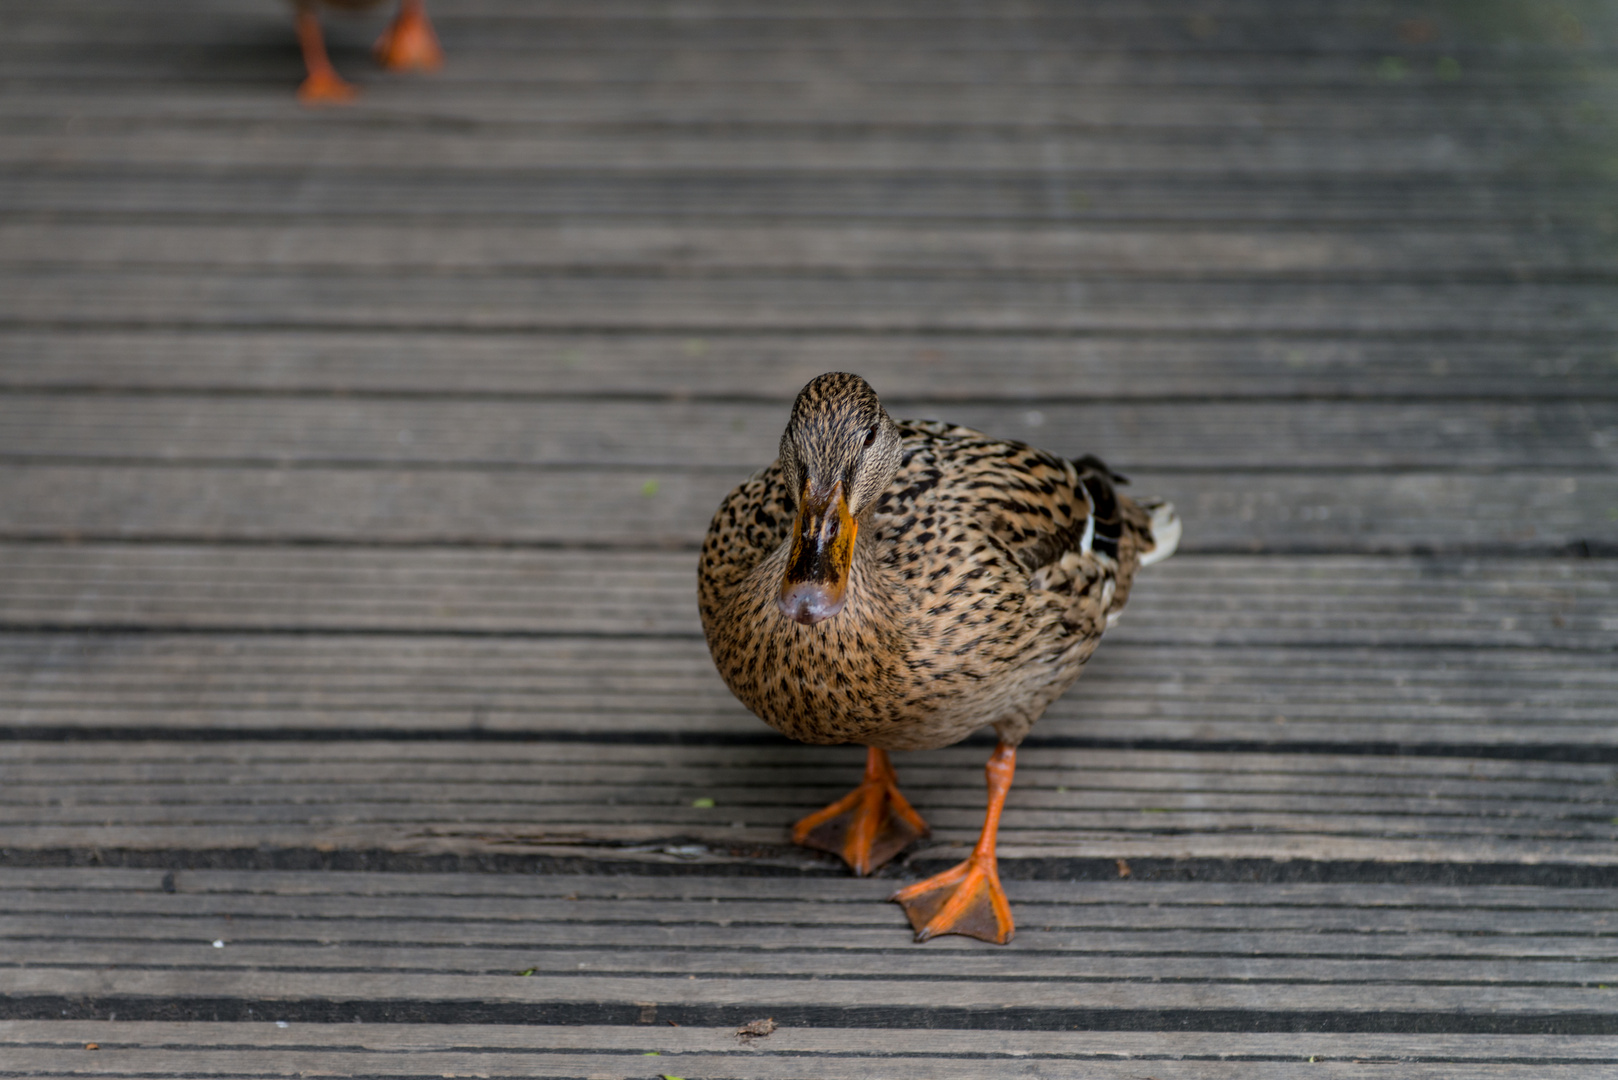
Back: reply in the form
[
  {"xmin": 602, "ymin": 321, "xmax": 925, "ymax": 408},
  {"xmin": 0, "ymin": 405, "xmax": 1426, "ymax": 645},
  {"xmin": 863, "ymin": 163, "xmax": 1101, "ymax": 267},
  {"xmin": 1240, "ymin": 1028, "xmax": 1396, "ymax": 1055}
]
[
  {"xmin": 375, "ymin": 0, "xmax": 444, "ymax": 71},
  {"xmin": 298, "ymin": 68, "xmax": 358, "ymax": 105},
  {"xmin": 890, "ymin": 740, "xmax": 1017, "ymax": 944},
  {"xmin": 793, "ymin": 746, "xmax": 929, "ymax": 876},
  {"xmin": 296, "ymin": 10, "xmax": 357, "ymax": 106}
]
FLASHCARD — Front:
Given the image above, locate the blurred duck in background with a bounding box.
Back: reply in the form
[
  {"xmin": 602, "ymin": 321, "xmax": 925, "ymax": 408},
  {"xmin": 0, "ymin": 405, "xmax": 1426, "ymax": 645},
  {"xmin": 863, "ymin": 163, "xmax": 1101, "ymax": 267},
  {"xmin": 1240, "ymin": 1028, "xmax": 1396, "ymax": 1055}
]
[{"xmin": 294, "ymin": 0, "xmax": 442, "ymax": 104}]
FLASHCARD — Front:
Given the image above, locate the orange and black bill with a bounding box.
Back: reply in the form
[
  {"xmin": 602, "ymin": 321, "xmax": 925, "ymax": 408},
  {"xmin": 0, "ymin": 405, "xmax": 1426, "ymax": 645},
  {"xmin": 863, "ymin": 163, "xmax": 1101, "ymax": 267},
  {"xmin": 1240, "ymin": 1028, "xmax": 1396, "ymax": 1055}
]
[{"xmin": 778, "ymin": 480, "xmax": 857, "ymax": 625}]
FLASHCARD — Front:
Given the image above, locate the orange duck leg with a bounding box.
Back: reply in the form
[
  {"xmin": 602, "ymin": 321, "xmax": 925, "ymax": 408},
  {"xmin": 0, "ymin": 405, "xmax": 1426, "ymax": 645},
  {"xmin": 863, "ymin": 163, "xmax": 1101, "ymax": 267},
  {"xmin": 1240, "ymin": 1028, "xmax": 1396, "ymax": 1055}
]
[
  {"xmin": 891, "ymin": 740, "xmax": 1016, "ymax": 944},
  {"xmin": 375, "ymin": 0, "xmax": 443, "ymax": 71},
  {"xmin": 793, "ymin": 746, "xmax": 929, "ymax": 876},
  {"xmin": 295, "ymin": 9, "xmax": 357, "ymax": 105}
]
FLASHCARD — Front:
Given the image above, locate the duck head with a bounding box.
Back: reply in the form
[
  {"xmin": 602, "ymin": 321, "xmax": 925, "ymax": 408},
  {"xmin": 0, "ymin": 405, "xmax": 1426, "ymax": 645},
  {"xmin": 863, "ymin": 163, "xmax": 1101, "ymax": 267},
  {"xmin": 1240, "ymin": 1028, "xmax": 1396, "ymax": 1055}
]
[{"xmin": 775, "ymin": 372, "xmax": 904, "ymax": 626}]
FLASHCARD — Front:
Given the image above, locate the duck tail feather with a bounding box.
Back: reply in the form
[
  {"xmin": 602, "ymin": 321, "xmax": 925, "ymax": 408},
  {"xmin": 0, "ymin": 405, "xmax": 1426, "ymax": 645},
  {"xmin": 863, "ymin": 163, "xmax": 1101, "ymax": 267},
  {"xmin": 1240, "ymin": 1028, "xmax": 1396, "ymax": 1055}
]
[{"xmin": 1138, "ymin": 499, "xmax": 1180, "ymax": 566}]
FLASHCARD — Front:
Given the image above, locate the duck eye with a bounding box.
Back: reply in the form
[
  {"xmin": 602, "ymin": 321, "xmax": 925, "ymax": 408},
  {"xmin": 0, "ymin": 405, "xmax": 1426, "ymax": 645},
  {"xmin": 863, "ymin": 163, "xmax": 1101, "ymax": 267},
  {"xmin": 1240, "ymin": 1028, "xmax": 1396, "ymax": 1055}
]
[{"xmin": 863, "ymin": 426, "xmax": 878, "ymax": 448}]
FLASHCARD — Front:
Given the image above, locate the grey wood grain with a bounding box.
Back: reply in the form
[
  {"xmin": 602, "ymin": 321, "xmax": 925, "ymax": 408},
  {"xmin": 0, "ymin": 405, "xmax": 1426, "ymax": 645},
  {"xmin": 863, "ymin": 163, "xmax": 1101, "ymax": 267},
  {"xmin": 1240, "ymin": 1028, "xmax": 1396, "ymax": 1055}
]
[
  {"xmin": 7, "ymin": 223, "xmax": 1606, "ymax": 276},
  {"xmin": 5, "ymin": 172, "xmax": 1608, "ymax": 228},
  {"xmin": 10, "ymin": 868, "xmax": 1618, "ymax": 908},
  {"xmin": 2, "ymin": 743, "xmax": 1612, "ymax": 866},
  {"xmin": 4, "ymin": 268, "xmax": 1613, "ymax": 334},
  {"xmin": 0, "ymin": 465, "xmax": 1610, "ymax": 555},
  {"xmin": 0, "ymin": 76, "xmax": 1603, "ymax": 133},
  {"xmin": 1, "ymin": 1021, "xmax": 1614, "ymax": 1078},
  {"xmin": 5, "ymin": 396, "xmax": 1613, "ymax": 471},
  {"xmin": 2, "ymin": 635, "xmax": 1612, "ymax": 745},
  {"xmin": 0, "ymin": 544, "xmax": 1606, "ymax": 648},
  {"xmin": 0, "ymin": 131, "xmax": 1550, "ymax": 176},
  {"xmin": 4, "ymin": 331, "xmax": 1608, "ymax": 399}
]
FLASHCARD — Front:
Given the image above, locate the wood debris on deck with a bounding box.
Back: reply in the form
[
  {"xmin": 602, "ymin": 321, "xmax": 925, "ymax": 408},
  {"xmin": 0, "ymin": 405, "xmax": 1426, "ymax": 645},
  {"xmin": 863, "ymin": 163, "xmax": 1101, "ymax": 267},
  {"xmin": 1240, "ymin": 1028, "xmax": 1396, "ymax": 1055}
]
[{"xmin": 1, "ymin": 0, "xmax": 1616, "ymax": 1075}]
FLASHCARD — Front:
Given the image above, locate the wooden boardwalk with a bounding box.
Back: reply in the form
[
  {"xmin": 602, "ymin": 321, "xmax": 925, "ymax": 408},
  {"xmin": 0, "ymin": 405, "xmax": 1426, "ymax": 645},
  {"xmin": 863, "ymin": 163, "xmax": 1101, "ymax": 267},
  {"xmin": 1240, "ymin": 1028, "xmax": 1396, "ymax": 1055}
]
[{"xmin": 2, "ymin": 0, "xmax": 1617, "ymax": 1074}]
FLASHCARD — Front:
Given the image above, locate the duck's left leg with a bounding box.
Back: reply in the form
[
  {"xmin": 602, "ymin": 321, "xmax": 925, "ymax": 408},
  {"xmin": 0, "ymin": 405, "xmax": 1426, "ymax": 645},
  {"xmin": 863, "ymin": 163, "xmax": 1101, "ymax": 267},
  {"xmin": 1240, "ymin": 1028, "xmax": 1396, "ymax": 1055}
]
[
  {"xmin": 375, "ymin": 0, "xmax": 443, "ymax": 71},
  {"xmin": 890, "ymin": 740, "xmax": 1015, "ymax": 944},
  {"xmin": 793, "ymin": 746, "xmax": 929, "ymax": 876}
]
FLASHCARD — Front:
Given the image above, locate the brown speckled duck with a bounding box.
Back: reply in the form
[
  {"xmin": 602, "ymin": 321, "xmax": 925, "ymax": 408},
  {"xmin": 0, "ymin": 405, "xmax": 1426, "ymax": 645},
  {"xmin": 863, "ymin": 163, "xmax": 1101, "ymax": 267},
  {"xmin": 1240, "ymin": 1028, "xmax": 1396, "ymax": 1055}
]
[{"xmin": 699, "ymin": 373, "xmax": 1179, "ymax": 944}]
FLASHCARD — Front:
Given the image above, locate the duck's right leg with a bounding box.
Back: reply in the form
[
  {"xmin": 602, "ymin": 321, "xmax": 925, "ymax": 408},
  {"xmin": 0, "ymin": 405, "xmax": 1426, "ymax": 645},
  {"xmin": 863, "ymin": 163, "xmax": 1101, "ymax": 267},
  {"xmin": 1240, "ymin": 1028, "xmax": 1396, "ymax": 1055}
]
[
  {"xmin": 295, "ymin": 5, "xmax": 358, "ymax": 104},
  {"xmin": 792, "ymin": 746, "xmax": 929, "ymax": 876}
]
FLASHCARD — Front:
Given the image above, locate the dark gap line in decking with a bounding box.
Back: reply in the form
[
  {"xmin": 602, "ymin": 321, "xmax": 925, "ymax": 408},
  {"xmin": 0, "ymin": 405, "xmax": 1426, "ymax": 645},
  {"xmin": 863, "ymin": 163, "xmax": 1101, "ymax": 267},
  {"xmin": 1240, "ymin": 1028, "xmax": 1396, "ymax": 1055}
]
[
  {"xmin": 6, "ymin": 725, "xmax": 1618, "ymax": 764},
  {"xmin": 3, "ymin": 994, "xmax": 1617, "ymax": 1033},
  {"xmin": 4, "ymin": 849, "xmax": 1618, "ymax": 889}
]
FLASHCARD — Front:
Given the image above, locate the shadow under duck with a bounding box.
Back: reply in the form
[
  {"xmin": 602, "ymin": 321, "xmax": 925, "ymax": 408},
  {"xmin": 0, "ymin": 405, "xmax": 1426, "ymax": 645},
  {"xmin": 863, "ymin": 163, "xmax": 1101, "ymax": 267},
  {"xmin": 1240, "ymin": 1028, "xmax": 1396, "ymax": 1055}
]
[{"xmin": 699, "ymin": 372, "xmax": 1179, "ymax": 944}]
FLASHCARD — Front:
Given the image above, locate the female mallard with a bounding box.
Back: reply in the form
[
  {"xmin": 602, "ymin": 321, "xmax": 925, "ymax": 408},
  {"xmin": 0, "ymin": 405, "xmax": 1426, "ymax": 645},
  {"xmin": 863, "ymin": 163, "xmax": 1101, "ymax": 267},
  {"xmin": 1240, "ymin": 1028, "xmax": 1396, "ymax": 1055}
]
[{"xmin": 699, "ymin": 372, "xmax": 1179, "ymax": 944}]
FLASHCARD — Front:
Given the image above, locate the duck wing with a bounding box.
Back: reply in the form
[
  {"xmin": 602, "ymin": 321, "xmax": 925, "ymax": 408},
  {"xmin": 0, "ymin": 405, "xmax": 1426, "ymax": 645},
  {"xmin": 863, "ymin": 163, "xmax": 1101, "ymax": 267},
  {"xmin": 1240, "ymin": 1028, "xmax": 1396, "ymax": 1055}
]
[{"xmin": 882, "ymin": 421, "xmax": 1175, "ymax": 638}]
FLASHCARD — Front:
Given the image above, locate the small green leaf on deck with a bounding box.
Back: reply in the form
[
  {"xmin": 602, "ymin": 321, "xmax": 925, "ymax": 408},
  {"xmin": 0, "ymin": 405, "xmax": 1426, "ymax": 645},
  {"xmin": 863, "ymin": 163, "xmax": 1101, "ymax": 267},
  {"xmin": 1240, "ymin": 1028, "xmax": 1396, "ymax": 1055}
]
[
  {"xmin": 1069, "ymin": 191, "xmax": 1091, "ymax": 210},
  {"xmin": 692, "ymin": 797, "xmax": 716, "ymax": 808},
  {"xmin": 642, "ymin": 480, "xmax": 661, "ymax": 497},
  {"xmin": 683, "ymin": 338, "xmax": 708, "ymax": 356},
  {"xmin": 516, "ymin": 968, "xmax": 535, "ymax": 976},
  {"xmin": 1436, "ymin": 56, "xmax": 1461, "ymax": 80},
  {"xmin": 1141, "ymin": 807, "xmax": 1170, "ymax": 814},
  {"xmin": 1376, "ymin": 56, "xmax": 1407, "ymax": 81}
]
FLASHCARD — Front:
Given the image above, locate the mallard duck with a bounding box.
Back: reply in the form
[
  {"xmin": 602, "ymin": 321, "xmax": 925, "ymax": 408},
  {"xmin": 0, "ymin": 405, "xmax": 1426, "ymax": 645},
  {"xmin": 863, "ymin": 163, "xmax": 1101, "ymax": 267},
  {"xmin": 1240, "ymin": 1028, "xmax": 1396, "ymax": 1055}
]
[
  {"xmin": 699, "ymin": 373, "xmax": 1179, "ymax": 944},
  {"xmin": 293, "ymin": 0, "xmax": 442, "ymax": 105}
]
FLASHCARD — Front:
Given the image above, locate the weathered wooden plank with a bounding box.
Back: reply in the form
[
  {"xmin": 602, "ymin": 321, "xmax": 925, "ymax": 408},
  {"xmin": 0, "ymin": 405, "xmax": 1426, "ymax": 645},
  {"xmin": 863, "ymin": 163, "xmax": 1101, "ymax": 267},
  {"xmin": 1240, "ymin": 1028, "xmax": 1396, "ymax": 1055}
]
[
  {"xmin": 0, "ymin": 116, "xmax": 1566, "ymax": 170},
  {"xmin": 5, "ymin": 397, "xmax": 1613, "ymax": 471},
  {"xmin": 6, "ymin": 223, "xmax": 1606, "ymax": 276},
  {"xmin": 5, "ymin": 269, "xmax": 1613, "ymax": 334},
  {"xmin": 2, "ymin": 46, "xmax": 1594, "ymax": 92},
  {"xmin": 0, "ymin": 1042, "xmax": 1608, "ymax": 1080},
  {"xmin": 6, "ymin": 739, "xmax": 1614, "ymax": 794},
  {"xmin": 2, "ymin": 1022, "xmax": 1615, "ymax": 1080},
  {"xmin": 11, "ymin": 868, "xmax": 1618, "ymax": 910},
  {"xmin": 10, "ymin": 873, "xmax": 1617, "ymax": 933},
  {"xmin": 0, "ymin": 465, "xmax": 1610, "ymax": 556},
  {"xmin": 3, "ymin": 331, "xmax": 1608, "ymax": 399},
  {"xmin": 4, "ymin": 964, "xmax": 1611, "ymax": 1023},
  {"xmin": 2, "ymin": 635, "xmax": 1612, "ymax": 746},
  {"xmin": 0, "ymin": 545, "xmax": 1606, "ymax": 649},
  {"xmin": 4, "ymin": 172, "xmax": 1607, "ymax": 228},
  {"xmin": 4, "ymin": 935, "xmax": 1614, "ymax": 989},
  {"xmin": 0, "ymin": 91, "xmax": 1592, "ymax": 142},
  {"xmin": 2, "ymin": 742, "xmax": 1612, "ymax": 866},
  {"xmin": 0, "ymin": 132, "xmax": 1548, "ymax": 177},
  {"xmin": 10, "ymin": 908, "xmax": 1614, "ymax": 962}
]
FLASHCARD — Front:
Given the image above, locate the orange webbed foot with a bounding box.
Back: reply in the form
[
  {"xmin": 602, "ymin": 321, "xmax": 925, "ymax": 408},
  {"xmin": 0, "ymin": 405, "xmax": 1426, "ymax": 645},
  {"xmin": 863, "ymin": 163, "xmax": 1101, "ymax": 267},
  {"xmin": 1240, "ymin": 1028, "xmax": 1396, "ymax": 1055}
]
[
  {"xmin": 375, "ymin": 0, "xmax": 444, "ymax": 71},
  {"xmin": 890, "ymin": 852, "xmax": 1014, "ymax": 944},
  {"xmin": 295, "ymin": 10, "xmax": 358, "ymax": 106},
  {"xmin": 792, "ymin": 747, "xmax": 928, "ymax": 876},
  {"xmin": 298, "ymin": 69, "xmax": 358, "ymax": 105},
  {"xmin": 890, "ymin": 739, "xmax": 1018, "ymax": 944}
]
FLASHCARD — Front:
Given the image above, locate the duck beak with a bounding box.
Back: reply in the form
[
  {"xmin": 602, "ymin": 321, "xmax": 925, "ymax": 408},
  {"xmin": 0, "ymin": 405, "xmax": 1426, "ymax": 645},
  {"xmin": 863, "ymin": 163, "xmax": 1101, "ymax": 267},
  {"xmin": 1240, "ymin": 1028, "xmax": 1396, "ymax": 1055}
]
[{"xmin": 779, "ymin": 479, "xmax": 857, "ymax": 626}]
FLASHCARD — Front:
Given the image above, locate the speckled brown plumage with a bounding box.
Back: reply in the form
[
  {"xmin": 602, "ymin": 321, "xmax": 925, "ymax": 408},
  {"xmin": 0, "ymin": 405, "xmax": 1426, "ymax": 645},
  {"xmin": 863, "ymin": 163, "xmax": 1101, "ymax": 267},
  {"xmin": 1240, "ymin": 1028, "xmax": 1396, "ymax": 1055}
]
[{"xmin": 698, "ymin": 374, "xmax": 1179, "ymax": 753}]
